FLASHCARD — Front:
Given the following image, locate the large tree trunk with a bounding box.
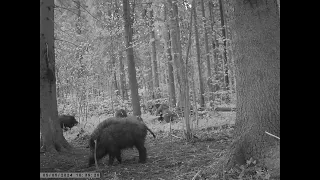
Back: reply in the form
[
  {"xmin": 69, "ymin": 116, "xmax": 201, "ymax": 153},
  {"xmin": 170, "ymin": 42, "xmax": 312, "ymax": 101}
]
[
  {"xmin": 226, "ymin": 0, "xmax": 280, "ymax": 176},
  {"xmin": 167, "ymin": 0, "xmax": 182, "ymax": 106},
  {"xmin": 193, "ymin": 0, "xmax": 205, "ymax": 108},
  {"xmin": 40, "ymin": 0, "xmax": 71, "ymax": 153},
  {"xmin": 163, "ymin": 3, "xmax": 176, "ymax": 107},
  {"xmin": 167, "ymin": 0, "xmax": 191, "ymax": 140},
  {"xmin": 167, "ymin": 0, "xmax": 182, "ymax": 105},
  {"xmin": 123, "ymin": 0, "xmax": 141, "ymax": 116},
  {"xmin": 149, "ymin": 9, "xmax": 160, "ymax": 99}
]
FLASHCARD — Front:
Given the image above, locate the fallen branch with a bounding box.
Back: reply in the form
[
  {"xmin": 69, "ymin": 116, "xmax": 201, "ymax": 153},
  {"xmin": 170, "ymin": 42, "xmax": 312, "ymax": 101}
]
[
  {"xmin": 265, "ymin": 131, "xmax": 280, "ymax": 140},
  {"xmin": 170, "ymin": 134, "xmax": 183, "ymax": 139}
]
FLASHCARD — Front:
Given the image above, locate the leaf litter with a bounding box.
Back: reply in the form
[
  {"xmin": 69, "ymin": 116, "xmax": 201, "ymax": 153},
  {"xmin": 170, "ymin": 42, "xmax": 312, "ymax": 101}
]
[{"xmin": 40, "ymin": 111, "xmax": 235, "ymax": 180}]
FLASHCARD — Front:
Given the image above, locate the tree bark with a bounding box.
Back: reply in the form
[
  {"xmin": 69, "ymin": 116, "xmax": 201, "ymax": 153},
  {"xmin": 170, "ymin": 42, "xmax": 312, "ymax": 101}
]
[
  {"xmin": 123, "ymin": 0, "xmax": 141, "ymax": 116},
  {"xmin": 119, "ymin": 51, "xmax": 127, "ymax": 100},
  {"xmin": 149, "ymin": 9, "xmax": 160, "ymax": 99},
  {"xmin": 226, "ymin": 0, "xmax": 280, "ymax": 176},
  {"xmin": 147, "ymin": 55, "xmax": 154, "ymax": 99},
  {"xmin": 218, "ymin": 0, "xmax": 230, "ymax": 90},
  {"xmin": 163, "ymin": 3, "xmax": 176, "ymax": 107},
  {"xmin": 167, "ymin": 0, "xmax": 182, "ymax": 105},
  {"xmin": 40, "ymin": 0, "xmax": 71, "ymax": 153},
  {"xmin": 208, "ymin": 1, "xmax": 219, "ymax": 76},
  {"xmin": 75, "ymin": 0, "xmax": 81, "ymax": 34},
  {"xmin": 208, "ymin": 1, "xmax": 219, "ymax": 104},
  {"xmin": 225, "ymin": 25, "xmax": 236, "ymax": 92},
  {"xmin": 111, "ymin": 39, "xmax": 120, "ymax": 96},
  {"xmin": 185, "ymin": 4, "xmax": 194, "ymax": 133},
  {"xmin": 200, "ymin": 0, "xmax": 214, "ymax": 104},
  {"xmin": 192, "ymin": 0, "xmax": 205, "ymax": 108},
  {"xmin": 167, "ymin": 0, "xmax": 191, "ymax": 140}
]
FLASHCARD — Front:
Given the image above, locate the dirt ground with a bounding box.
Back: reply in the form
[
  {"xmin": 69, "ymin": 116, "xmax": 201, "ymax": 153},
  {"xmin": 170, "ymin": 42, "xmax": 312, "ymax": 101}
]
[{"xmin": 40, "ymin": 112, "xmax": 235, "ymax": 180}]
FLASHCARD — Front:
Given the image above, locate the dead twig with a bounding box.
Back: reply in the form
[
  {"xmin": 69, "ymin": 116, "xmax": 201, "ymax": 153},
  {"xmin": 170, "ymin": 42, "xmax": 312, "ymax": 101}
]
[{"xmin": 192, "ymin": 170, "xmax": 202, "ymax": 180}]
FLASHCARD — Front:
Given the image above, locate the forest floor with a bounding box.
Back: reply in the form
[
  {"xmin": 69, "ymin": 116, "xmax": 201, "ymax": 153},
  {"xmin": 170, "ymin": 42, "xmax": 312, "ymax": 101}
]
[{"xmin": 40, "ymin": 111, "xmax": 236, "ymax": 180}]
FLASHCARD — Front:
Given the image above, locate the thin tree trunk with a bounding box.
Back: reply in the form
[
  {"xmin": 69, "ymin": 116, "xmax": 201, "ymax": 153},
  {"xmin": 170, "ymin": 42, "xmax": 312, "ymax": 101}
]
[
  {"xmin": 109, "ymin": 78, "xmax": 114, "ymax": 114},
  {"xmin": 209, "ymin": 1, "xmax": 218, "ymax": 74},
  {"xmin": 208, "ymin": 1, "xmax": 219, "ymax": 104},
  {"xmin": 119, "ymin": 51, "xmax": 127, "ymax": 100},
  {"xmin": 149, "ymin": 9, "xmax": 160, "ymax": 99},
  {"xmin": 226, "ymin": 1, "xmax": 280, "ymax": 178},
  {"xmin": 185, "ymin": 4, "xmax": 194, "ymax": 132},
  {"xmin": 163, "ymin": 3, "xmax": 176, "ymax": 107},
  {"xmin": 141, "ymin": 65, "xmax": 147, "ymax": 109},
  {"xmin": 193, "ymin": 0, "xmax": 205, "ymax": 108},
  {"xmin": 141, "ymin": 4, "xmax": 154, "ymax": 100},
  {"xmin": 123, "ymin": 0, "xmax": 141, "ymax": 116},
  {"xmin": 147, "ymin": 55, "xmax": 154, "ymax": 99},
  {"xmin": 226, "ymin": 26, "xmax": 236, "ymax": 92},
  {"xmin": 191, "ymin": 69, "xmax": 198, "ymax": 128},
  {"xmin": 113, "ymin": 67, "xmax": 119, "ymax": 96},
  {"xmin": 200, "ymin": 0, "xmax": 214, "ymax": 104},
  {"xmin": 111, "ymin": 39, "xmax": 119, "ymax": 96},
  {"xmin": 218, "ymin": 0, "xmax": 229, "ymax": 90}
]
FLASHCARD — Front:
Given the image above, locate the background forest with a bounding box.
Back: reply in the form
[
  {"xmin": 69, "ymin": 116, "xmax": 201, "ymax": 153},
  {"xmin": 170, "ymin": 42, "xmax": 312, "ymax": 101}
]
[{"xmin": 54, "ymin": 0, "xmax": 234, "ymax": 120}]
